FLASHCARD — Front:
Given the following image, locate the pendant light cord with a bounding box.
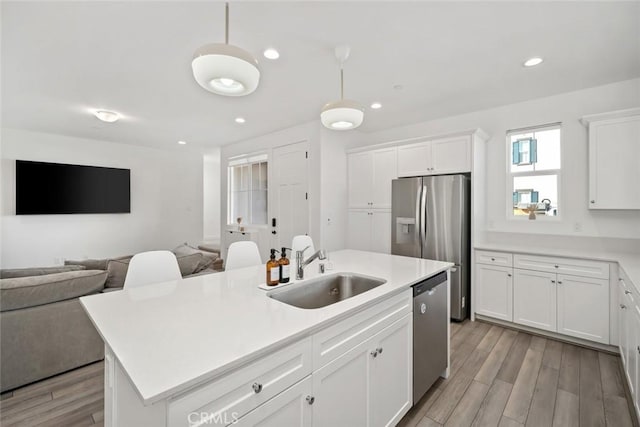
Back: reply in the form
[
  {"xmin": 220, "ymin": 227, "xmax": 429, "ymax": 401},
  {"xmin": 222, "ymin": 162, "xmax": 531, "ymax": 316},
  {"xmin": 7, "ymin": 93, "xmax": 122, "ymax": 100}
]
[
  {"xmin": 340, "ymin": 68, "xmax": 344, "ymax": 100},
  {"xmin": 224, "ymin": 2, "xmax": 229, "ymax": 44}
]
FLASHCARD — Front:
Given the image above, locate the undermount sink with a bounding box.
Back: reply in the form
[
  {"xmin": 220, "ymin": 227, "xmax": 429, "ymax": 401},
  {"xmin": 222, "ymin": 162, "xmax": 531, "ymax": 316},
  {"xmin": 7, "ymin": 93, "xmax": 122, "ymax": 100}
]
[{"xmin": 268, "ymin": 273, "xmax": 387, "ymax": 309}]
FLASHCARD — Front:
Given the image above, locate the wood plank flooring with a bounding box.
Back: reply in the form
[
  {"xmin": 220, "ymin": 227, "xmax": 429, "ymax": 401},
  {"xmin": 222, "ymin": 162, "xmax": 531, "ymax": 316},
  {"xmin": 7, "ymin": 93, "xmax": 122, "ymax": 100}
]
[
  {"xmin": 0, "ymin": 320, "xmax": 634, "ymax": 427},
  {"xmin": 399, "ymin": 320, "xmax": 637, "ymax": 427}
]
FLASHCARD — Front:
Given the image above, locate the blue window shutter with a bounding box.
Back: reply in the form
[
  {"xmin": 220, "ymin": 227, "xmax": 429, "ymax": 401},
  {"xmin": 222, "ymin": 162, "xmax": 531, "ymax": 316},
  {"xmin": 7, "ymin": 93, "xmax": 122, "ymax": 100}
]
[
  {"xmin": 512, "ymin": 141, "xmax": 520, "ymax": 164},
  {"xmin": 513, "ymin": 192, "xmax": 519, "ymax": 204},
  {"xmin": 530, "ymin": 138, "xmax": 538, "ymax": 163},
  {"xmin": 531, "ymin": 191, "xmax": 539, "ymax": 203}
]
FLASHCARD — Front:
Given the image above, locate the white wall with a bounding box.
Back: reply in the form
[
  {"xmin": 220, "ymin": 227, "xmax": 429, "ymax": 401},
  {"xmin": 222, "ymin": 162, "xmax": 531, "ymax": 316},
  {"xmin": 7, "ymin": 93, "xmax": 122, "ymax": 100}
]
[
  {"xmin": 352, "ymin": 78, "xmax": 640, "ymax": 240},
  {"xmin": 0, "ymin": 128, "xmax": 204, "ymax": 268},
  {"xmin": 203, "ymin": 148, "xmax": 221, "ymax": 243}
]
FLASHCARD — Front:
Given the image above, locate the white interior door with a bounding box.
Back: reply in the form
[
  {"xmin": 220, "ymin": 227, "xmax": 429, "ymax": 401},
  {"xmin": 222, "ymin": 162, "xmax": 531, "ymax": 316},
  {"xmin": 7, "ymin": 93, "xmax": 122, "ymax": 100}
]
[{"xmin": 271, "ymin": 141, "xmax": 309, "ymax": 251}]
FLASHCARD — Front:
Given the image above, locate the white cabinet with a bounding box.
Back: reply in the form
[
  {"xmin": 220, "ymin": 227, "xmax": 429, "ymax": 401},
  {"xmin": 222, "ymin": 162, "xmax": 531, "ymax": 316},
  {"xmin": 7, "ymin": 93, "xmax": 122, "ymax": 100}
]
[
  {"xmin": 582, "ymin": 109, "xmax": 640, "ymax": 210},
  {"xmin": 347, "ymin": 210, "xmax": 391, "ymax": 254},
  {"xmin": 513, "ymin": 269, "xmax": 557, "ymax": 333},
  {"xmin": 312, "ymin": 314, "xmax": 412, "ymax": 427},
  {"xmin": 556, "ymin": 274, "xmax": 609, "ymax": 343},
  {"xmin": 475, "ymin": 263, "xmax": 513, "ymax": 321},
  {"xmin": 348, "ymin": 147, "xmax": 397, "ymax": 209},
  {"xmin": 234, "ymin": 377, "xmax": 312, "ymax": 427},
  {"xmin": 397, "ymin": 135, "xmax": 471, "ymax": 177},
  {"xmin": 617, "ymin": 271, "xmax": 640, "ymax": 422}
]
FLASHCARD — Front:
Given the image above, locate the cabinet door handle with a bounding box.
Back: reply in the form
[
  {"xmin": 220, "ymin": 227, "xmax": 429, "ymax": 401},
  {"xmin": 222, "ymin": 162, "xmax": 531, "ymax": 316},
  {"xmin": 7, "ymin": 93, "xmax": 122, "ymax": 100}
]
[
  {"xmin": 306, "ymin": 395, "xmax": 315, "ymax": 405},
  {"xmin": 252, "ymin": 382, "xmax": 263, "ymax": 394},
  {"xmin": 620, "ymin": 304, "xmax": 627, "ymax": 309}
]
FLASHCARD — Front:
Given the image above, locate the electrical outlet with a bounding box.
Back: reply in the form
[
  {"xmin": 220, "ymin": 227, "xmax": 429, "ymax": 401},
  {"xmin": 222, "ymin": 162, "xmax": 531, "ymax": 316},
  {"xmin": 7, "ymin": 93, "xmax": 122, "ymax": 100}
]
[{"xmin": 574, "ymin": 222, "xmax": 583, "ymax": 232}]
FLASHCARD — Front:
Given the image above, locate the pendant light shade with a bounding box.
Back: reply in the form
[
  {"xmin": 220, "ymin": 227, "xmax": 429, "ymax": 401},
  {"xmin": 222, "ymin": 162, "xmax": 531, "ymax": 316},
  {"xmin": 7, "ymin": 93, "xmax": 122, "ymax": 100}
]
[
  {"xmin": 192, "ymin": 3, "xmax": 260, "ymax": 96},
  {"xmin": 321, "ymin": 99, "xmax": 364, "ymax": 130},
  {"xmin": 321, "ymin": 46, "xmax": 364, "ymax": 131}
]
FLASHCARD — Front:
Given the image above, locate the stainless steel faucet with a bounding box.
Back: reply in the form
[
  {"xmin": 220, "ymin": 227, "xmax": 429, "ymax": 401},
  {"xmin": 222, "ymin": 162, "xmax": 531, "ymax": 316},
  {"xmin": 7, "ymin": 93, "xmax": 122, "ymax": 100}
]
[{"xmin": 296, "ymin": 246, "xmax": 327, "ymax": 280}]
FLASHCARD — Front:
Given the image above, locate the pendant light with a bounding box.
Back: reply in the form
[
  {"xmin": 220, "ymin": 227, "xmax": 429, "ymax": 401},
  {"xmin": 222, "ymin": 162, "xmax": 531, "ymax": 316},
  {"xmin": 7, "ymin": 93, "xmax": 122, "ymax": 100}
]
[
  {"xmin": 321, "ymin": 46, "xmax": 364, "ymax": 130},
  {"xmin": 192, "ymin": 3, "xmax": 260, "ymax": 96}
]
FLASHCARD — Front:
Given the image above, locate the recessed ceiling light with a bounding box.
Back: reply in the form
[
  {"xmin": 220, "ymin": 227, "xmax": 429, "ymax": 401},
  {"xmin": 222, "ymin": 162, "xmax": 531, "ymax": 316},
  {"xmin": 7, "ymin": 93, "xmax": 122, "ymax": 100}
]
[
  {"xmin": 93, "ymin": 110, "xmax": 120, "ymax": 123},
  {"xmin": 524, "ymin": 57, "xmax": 543, "ymax": 67},
  {"xmin": 393, "ymin": 84, "xmax": 403, "ymax": 91},
  {"xmin": 263, "ymin": 48, "xmax": 280, "ymax": 60},
  {"xmin": 178, "ymin": 140, "xmax": 187, "ymax": 145},
  {"xmin": 371, "ymin": 102, "xmax": 382, "ymax": 109},
  {"xmin": 235, "ymin": 117, "xmax": 246, "ymax": 124}
]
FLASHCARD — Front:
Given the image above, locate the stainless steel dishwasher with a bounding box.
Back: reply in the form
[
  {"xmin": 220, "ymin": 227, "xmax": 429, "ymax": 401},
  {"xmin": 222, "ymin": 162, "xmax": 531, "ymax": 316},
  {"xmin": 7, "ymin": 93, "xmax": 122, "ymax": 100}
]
[{"xmin": 413, "ymin": 271, "xmax": 448, "ymax": 404}]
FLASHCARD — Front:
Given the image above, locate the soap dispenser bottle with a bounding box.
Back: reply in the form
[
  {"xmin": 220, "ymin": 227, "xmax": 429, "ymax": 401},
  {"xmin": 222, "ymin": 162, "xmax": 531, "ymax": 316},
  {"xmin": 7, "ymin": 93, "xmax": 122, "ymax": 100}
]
[
  {"xmin": 279, "ymin": 248, "xmax": 291, "ymax": 284},
  {"xmin": 266, "ymin": 249, "xmax": 280, "ymax": 286}
]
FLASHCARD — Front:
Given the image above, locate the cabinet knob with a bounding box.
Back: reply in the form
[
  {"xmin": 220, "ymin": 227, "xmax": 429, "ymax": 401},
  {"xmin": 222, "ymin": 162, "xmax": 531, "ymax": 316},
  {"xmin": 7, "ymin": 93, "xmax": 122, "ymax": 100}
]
[
  {"xmin": 554, "ymin": 264, "xmax": 559, "ymax": 268},
  {"xmin": 252, "ymin": 382, "xmax": 263, "ymax": 394},
  {"xmin": 557, "ymin": 281, "xmax": 563, "ymax": 284},
  {"xmin": 371, "ymin": 350, "xmax": 379, "ymax": 358},
  {"xmin": 620, "ymin": 304, "xmax": 627, "ymax": 310},
  {"xmin": 551, "ymin": 280, "xmax": 556, "ymax": 284},
  {"xmin": 491, "ymin": 257, "xmax": 495, "ymax": 261},
  {"xmin": 306, "ymin": 395, "xmax": 315, "ymax": 405},
  {"xmin": 507, "ymin": 273, "xmax": 512, "ymax": 277},
  {"xmin": 590, "ymin": 200, "xmax": 595, "ymax": 204},
  {"xmin": 377, "ymin": 347, "xmax": 383, "ymax": 355},
  {"xmin": 637, "ymin": 346, "xmax": 640, "ymax": 354},
  {"xmin": 625, "ymin": 290, "xmax": 632, "ymax": 295}
]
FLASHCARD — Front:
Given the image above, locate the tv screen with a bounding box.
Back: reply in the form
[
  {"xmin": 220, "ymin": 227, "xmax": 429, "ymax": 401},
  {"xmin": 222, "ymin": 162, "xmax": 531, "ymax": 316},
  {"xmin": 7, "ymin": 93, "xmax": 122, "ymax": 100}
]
[{"xmin": 16, "ymin": 160, "xmax": 131, "ymax": 215}]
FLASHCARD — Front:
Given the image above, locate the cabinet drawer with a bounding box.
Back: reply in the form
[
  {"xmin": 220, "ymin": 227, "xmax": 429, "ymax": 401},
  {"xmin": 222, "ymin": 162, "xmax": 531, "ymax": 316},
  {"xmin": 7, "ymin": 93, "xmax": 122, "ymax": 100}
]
[
  {"xmin": 313, "ymin": 289, "xmax": 412, "ymax": 369},
  {"xmin": 476, "ymin": 250, "xmax": 513, "ymax": 267},
  {"xmin": 513, "ymin": 254, "xmax": 609, "ymax": 280},
  {"xmin": 168, "ymin": 338, "xmax": 312, "ymax": 427}
]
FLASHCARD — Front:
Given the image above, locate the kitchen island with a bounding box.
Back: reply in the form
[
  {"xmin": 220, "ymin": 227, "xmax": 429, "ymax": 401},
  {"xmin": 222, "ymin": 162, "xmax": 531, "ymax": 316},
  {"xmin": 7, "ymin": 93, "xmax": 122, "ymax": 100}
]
[{"xmin": 80, "ymin": 249, "xmax": 452, "ymax": 426}]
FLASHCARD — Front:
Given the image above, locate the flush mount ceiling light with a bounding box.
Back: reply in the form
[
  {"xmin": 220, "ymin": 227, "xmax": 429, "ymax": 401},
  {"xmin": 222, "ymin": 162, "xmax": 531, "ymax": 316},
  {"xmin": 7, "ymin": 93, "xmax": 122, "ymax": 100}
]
[
  {"xmin": 192, "ymin": 3, "xmax": 260, "ymax": 96},
  {"xmin": 320, "ymin": 46, "xmax": 364, "ymax": 131},
  {"xmin": 524, "ymin": 57, "xmax": 544, "ymax": 67},
  {"xmin": 370, "ymin": 102, "xmax": 382, "ymax": 109},
  {"xmin": 93, "ymin": 110, "xmax": 120, "ymax": 123},
  {"xmin": 235, "ymin": 117, "xmax": 246, "ymax": 124},
  {"xmin": 178, "ymin": 140, "xmax": 187, "ymax": 145}
]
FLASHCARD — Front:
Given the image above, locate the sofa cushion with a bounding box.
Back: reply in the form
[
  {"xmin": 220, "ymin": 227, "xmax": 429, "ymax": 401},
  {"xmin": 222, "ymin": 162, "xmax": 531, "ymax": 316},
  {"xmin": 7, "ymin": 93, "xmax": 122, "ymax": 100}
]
[
  {"xmin": 105, "ymin": 257, "xmax": 132, "ymax": 288},
  {"xmin": 174, "ymin": 243, "xmax": 217, "ymax": 273},
  {"xmin": 65, "ymin": 258, "xmax": 109, "ymax": 271},
  {"xmin": 0, "ymin": 265, "xmax": 86, "ymax": 279},
  {"xmin": 0, "ymin": 270, "xmax": 107, "ymax": 312}
]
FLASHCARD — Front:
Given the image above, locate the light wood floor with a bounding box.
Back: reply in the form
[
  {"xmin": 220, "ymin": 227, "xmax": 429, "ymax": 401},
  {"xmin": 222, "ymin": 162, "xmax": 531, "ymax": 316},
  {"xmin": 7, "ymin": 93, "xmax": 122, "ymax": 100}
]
[
  {"xmin": 399, "ymin": 320, "xmax": 637, "ymax": 427},
  {"xmin": 0, "ymin": 320, "xmax": 635, "ymax": 427}
]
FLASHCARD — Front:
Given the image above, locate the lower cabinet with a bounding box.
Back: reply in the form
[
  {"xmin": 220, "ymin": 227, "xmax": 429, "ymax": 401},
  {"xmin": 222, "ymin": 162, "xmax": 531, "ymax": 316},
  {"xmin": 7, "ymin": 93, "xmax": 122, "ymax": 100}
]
[
  {"xmin": 347, "ymin": 210, "xmax": 391, "ymax": 254},
  {"xmin": 474, "ymin": 264, "xmax": 513, "ymax": 321},
  {"xmin": 617, "ymin": 275, "xmax": 640, "ymax": 422},
  {"xmin": 556, "ymin": 274, "xmax": 609, "ymax": 343},
  {"xmin": 513, "ymin": 269, "xmax": 557, "ymax": 333},
  {"xmin": 233, "ymin": 377, "xmax": 313, "ymax": 427},
  {"xmin": 313, "ymin": 314, "xmax": 412, "ymax": 427}
]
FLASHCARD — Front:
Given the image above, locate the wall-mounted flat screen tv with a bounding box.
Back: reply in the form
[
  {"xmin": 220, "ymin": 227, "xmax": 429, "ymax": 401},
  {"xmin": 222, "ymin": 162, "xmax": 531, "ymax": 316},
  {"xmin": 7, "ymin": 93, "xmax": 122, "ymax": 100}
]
[{"xmin": 16, "ymin": 160, "xmax": 131, "ymax": 214}]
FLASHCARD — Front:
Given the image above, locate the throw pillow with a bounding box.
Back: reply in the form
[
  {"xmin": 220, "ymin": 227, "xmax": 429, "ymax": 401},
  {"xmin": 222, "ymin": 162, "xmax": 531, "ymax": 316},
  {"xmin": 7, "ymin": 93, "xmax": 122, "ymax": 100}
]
[
  {"xmin": 65, "ymin": 258, "xmax": 109, "ymax": 271},
  {"xmin": 176, "ymin": 253, "xmax": 203, "ymax": 276},
  {"xmin": 173, "ymin": 243, "xmax": 216, "ymax": 273},
  {"xmin": 105, "ymin": 257, "xmax": 132, "ymax": 288}
]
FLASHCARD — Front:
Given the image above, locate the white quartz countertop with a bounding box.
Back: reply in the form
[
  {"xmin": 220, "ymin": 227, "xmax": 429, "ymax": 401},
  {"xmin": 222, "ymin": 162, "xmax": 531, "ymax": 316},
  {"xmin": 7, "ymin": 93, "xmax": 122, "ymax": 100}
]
[
  {"xmin": 80, "ymin": 250, "xmax": 451, "ymax": 406},
  {"xmin": 474, "ymin": 243, "xmax": 640, "ymax": 291}
]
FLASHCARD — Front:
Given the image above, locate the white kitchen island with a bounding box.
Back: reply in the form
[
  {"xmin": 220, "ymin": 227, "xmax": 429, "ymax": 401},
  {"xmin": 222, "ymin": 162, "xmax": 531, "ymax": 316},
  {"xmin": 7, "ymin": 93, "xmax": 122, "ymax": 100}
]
[{"xmin": 80, "ymin": 249, "xmax": 452, "ymax": 427}]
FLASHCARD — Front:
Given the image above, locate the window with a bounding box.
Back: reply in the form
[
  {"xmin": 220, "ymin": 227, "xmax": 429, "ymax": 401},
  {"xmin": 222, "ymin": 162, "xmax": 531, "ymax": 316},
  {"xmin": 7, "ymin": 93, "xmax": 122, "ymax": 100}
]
[
  {"xmin": 228, "ymin": 155, "xmax": 268, "ymax": 226},
  {"xmin": 508, "ymin": 124, "xmax": 561, "ymax": 218}
]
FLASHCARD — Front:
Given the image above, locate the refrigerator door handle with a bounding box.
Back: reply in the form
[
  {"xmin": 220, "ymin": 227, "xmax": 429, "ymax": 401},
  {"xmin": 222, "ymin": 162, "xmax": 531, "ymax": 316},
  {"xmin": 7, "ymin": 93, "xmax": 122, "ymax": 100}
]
[
  {"xmin": 420, "ymin": 183, "xmax": 427, "ymax": 253},
  {"xmin": 415, "ymin": 182, "xmax": 422, "ymax": 249}
]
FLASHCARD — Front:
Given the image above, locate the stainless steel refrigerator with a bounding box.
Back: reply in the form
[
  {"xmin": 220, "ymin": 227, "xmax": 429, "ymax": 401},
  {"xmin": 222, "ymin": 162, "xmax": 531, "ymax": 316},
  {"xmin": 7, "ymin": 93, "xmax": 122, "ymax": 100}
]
[{"xmin": 391, "ymin": 174, "xmax": 470, "ymax": 321}]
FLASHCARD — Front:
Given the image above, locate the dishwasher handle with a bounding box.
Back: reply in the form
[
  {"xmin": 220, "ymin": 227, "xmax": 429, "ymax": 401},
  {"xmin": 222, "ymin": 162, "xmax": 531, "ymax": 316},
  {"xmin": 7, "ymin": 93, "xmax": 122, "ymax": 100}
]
[{"xmin": 413, "ymin": 271, "xmax": 447, "ymax": 297}]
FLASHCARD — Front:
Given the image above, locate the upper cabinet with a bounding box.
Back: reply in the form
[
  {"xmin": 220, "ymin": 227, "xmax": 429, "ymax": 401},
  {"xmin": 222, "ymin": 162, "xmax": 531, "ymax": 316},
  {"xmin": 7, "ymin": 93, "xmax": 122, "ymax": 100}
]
[
  {"xmin": 348, "ymin": 147, "xmax": 397, "ymax": 209},
  {"xmin": 397, "ymin": 135, "xmax": 471, "ymax": 177},
  {"xmin": 582, "ymin": 108, "xmax": 640, "ymax": 210}
]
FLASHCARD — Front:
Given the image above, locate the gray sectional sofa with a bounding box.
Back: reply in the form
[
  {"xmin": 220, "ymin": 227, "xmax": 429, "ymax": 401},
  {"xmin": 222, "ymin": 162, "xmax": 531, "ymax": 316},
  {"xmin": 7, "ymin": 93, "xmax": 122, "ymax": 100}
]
[{"xmin": 0, "ymin": 244, "xmax": 223, "ymax": 392}]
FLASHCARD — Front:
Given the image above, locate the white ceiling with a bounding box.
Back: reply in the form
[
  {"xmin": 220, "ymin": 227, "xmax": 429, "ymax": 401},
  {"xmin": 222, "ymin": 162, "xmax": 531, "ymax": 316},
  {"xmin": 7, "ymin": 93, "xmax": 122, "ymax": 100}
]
[{"xmin": 2, "ymin": 1, "xmax": 639, "ymax": 150}]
